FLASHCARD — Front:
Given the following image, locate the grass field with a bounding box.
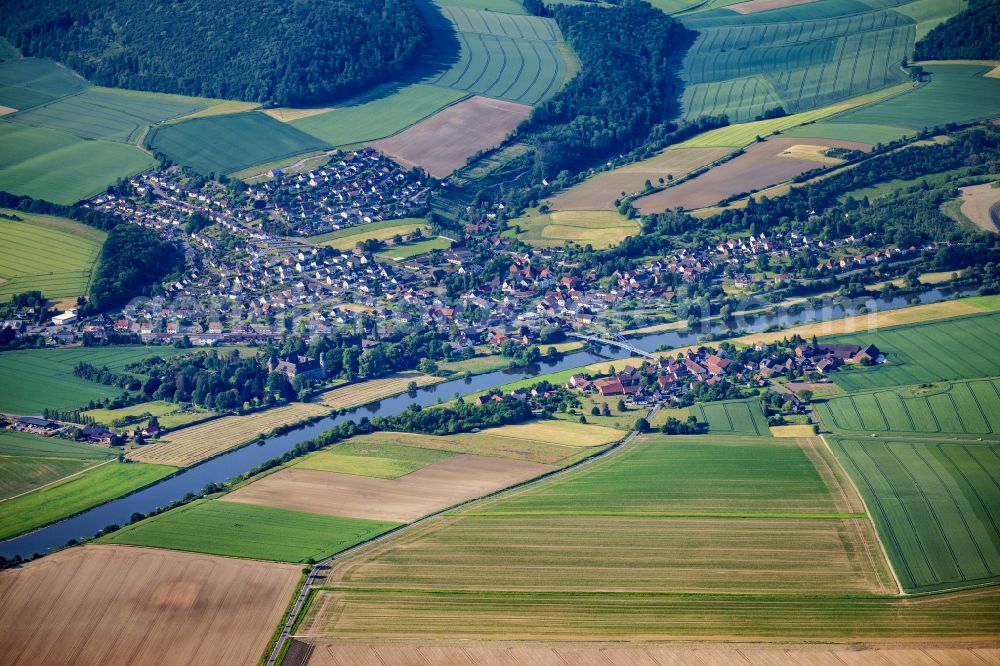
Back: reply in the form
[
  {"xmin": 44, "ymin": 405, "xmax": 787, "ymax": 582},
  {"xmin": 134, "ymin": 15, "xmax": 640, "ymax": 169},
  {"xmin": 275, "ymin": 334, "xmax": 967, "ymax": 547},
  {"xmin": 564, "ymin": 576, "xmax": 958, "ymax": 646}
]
[
  {"xmin": 147, "ymin": 111, "xmax": 329, "ymax": 175},
  {"xmin": 308, "ymin": 218, "xmax": 429, "ymax": 251},
  {"xmin": 126, "ymin": 402, "xmax": 330, "ymax": 467},
  {"xmin": 509, "ymin": 210, "xmax": 639, "ymax": 248},
  {"xmin": 823, "ymin": 312, "xmax": 1000, "ymax": 391},
  {"xmin": 0, "ymin": 210, "xmax": 104, "ymax": 301},
  {"xmin": 688, "ymin": 398, "xmax": 770, "ymax": 436},
  {"xmin": 377, "ymin": 236, "xmax": 452, "ymax": 259},
  {"xmin": 783, "ymin": 121, "xmax": 915, "ymax": 145},
  {"xmin": 830, "ymin": 438, "xmax": 1000, "ymax": 593},
  {"xmin": 0, "ymin": 429, "xmax": 117, "ymax": 500},
  {"xmin": 436, "ymin": 0, "xmax": 529, "ymax": 12},
  {"xmin": 0, "ymin": 429, "xmax": 118, "ymax": 460},
  {"xmin": 0, "ymin": 345, "xmax": 195, "ymax": 414},
  {"xmin": 818, "ymin": 377, "xmax": 1000, "ymax": 437},
  {"xmin": 894, "ymin": 0, "xmax": 966, "ymax": 39},
  {"xmin": 291, "ymin": 84, "xmax": 466, "ymax": 147},
  {"xmin": 82, "ymin": 400, "xmax": 215, "ymax": 431},
  {"xmin": 102, "ymin": 498, "xmax": 400, "ymax": 563},
  {"xmin": 829, "ymin": 64, "xmax": 1000, "ymax": 131},
  {"xmin": 12, "ymin": 87, "xmax": 210, "ymax": 143},
  {"xmin": 317, "ymin": 372, "xmax": 441, "ymax": 410},
  {"xmin": 0, "ymin": 461, "xmax": 173, "ymax": 540},
  {"xmin": 0, "ymin": 120, "xmax": 156, "ymax": 204},
  {"xmin": 295, "ymin": 440, "xmax": 456, "ymax": 479},
  {"xmin": 0, "ymin": 58, "xmax": 88, "ymax": 112}
]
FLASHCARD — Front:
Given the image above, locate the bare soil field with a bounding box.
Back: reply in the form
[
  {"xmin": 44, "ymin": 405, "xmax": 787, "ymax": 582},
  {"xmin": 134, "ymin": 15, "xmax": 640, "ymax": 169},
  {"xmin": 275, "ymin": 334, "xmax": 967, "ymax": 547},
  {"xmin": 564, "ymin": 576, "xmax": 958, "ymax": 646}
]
[
  {"xmin": 317, "ymin": 372, "xmax": 440, "ymax": 410},
  {"xmin": 372, "ymin": 97, "xmax": 531, "ymax": 178},
  {"xmin": 127, "ymin": 402, "xmax": 329, "ymax": 467},
  {"xmin": 0, "ymin": 545, "xmax": 300, "ymax": 666},
  {"xmin": 634, "ymin": 138, "xmax": 871, "ymax": 213},
  {"xmin": 731, "ymin": 0, "xmax": 817, "ymax": 13},
  {"xmin": 295, "ymin": 640, "xmax": 1000, "ymax": 666},
  {"xmin": 959, "ymin": 182, "xmax": 1000, "ymax": 232},
  {"xmin": 548, "ymin": 147, "xmax": 732, "ymax": 210},
  {"xmin": 223, "ymin": 454, "xmax": 555, "ymax": 522}
]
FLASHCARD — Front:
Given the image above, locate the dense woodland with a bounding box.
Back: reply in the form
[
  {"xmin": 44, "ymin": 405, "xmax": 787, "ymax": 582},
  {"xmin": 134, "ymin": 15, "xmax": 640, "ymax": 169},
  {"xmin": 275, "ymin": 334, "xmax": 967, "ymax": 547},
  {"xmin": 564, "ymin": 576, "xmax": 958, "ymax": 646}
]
[
  {"xmin": 3, "ymin": 0, "xmax": 429, "ymax": 106},
  {"xmin": 86, "ymin": 225, "xmax": 182, "ymax": 313},
  {"xmin": 914, "ymin": 0, "xmax": 1000, "ymax": 60},
  {"xmin": 518, "ymin": 0, "xmax": 692, "ymax": 179}
]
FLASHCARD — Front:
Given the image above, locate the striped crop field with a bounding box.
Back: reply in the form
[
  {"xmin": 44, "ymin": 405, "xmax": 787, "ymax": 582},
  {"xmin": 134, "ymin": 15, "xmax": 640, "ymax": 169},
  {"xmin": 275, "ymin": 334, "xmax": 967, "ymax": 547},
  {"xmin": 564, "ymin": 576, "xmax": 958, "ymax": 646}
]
[
  {"xmin": 823, "ymin": 312, "xmax": 1000, "ymax": 391},
  {"xmin": 0, "ymin": 58, "xmax": 89, "ymax": 113},
  {"xmin": 818, "ymin": 377, "xmax": 1000, "ymax": 437},
  {"xmin": 688, "ymin": 398, "xmax": 770, "ymax": 436},
  {"xmin": 0, "ymin": 210, "xmax": 105, "ymax": 301},
  {"xmin": 830, "ymin": 438, "xmax": 1000, "ymax": 593},
  {"xmin": 317, "ymin": 372, "xmax": 442, "ymax": 410}
]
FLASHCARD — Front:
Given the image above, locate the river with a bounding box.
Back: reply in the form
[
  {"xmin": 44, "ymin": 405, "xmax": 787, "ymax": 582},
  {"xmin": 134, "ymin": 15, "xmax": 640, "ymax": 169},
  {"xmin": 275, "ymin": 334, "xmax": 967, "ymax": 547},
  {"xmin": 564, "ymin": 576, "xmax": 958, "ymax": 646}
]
[{"xmin": 0, "ymin": 287, "xmax": 973, "ymax": 558}]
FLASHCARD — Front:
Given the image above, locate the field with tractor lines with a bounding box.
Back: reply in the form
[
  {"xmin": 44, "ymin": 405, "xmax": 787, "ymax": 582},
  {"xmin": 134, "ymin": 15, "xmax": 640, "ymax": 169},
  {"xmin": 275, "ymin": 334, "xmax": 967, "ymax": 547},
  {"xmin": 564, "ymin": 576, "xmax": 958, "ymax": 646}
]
[
  {"xmin": 317, "ymin": 372, "xmax": 442, "ymax": 410},
  {"xmin": 688, "ymin": 398, "xmax": 770, "ymax": 436},
  {"xmin": 0, "ymin": 58, "xmax": 88, "ymax": 112},
  {"xmin": 830, "ymin": 438, "xmax": 1000, "ymax": 593}
]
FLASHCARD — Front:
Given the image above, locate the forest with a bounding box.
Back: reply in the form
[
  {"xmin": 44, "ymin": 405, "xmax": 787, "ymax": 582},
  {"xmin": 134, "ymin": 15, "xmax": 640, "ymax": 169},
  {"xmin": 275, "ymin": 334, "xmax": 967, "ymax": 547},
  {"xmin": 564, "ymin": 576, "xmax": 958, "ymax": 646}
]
[
  {"xmin": 518, "ymin": 0, "xmax": 692, "ymax": 179},
  {"xmin": 914, "ymin": 0, "xmax": 1000, "ymax": 60},
  {"xmin": 85, "ymin": 224, "xmax": 183, "ymax": 313},
  {"xmin": 2, "ymin": 0, "xmax": 429, "ymax": 106}
]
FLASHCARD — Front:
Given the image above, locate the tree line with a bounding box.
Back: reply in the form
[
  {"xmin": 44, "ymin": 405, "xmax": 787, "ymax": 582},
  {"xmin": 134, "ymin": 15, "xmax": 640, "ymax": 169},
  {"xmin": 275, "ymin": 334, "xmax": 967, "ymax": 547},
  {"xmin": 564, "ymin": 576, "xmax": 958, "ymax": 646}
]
[{"xmin": 914, "ymin": 0, "xmax": 1000, "ymax": 61}]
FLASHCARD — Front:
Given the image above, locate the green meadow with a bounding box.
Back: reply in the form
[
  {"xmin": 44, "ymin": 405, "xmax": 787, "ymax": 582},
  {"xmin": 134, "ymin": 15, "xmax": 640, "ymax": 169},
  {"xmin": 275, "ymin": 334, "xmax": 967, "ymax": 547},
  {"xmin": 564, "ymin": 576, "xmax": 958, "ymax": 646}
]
[
  {"xmin": 0, "ymin": 430, "xmax": 117, "ymax": 501},
  {"xmin": 688, "ymin": 398, "xmax": 770, "ymax": 437},
  {"xmin": 295, "ymin": 440, "xmax": 455, "ymax": 479}
]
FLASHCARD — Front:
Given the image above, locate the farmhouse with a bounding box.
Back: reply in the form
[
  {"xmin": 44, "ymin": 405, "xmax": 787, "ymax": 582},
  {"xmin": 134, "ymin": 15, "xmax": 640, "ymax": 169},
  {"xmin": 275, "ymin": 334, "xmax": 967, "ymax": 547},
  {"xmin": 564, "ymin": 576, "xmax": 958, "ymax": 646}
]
[{"xmin": 14, "ymin": 416, "xmax": 62, "ymax": 435}]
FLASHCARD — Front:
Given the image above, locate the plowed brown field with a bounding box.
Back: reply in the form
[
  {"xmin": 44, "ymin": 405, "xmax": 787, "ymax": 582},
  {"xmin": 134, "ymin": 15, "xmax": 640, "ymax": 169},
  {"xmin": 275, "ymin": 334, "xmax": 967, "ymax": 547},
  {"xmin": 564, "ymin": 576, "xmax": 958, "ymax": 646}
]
[{"xmin": 0, "ymin": 545, "xmax": 300, "ymax": 666}]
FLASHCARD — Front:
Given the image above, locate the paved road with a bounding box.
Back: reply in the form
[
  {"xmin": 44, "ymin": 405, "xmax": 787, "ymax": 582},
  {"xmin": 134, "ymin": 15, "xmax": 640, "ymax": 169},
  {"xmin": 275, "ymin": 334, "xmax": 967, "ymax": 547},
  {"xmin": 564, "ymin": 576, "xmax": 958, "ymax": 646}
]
[{"xmin": 265, "ymin": 406, "xmax": 657, "ymax": 665}]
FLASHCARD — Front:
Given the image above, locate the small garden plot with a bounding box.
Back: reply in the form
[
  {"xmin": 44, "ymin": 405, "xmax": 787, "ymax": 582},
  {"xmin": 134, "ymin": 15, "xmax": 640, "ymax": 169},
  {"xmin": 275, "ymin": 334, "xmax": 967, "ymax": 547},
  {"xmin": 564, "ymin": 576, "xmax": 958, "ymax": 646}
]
[
  {"xmin": 317, "ymin": 372, "xmax": 441, "ymax": 410},
  {"xmin": 102, "ymin": 498, "xmax": 400, "ymax": 563}
]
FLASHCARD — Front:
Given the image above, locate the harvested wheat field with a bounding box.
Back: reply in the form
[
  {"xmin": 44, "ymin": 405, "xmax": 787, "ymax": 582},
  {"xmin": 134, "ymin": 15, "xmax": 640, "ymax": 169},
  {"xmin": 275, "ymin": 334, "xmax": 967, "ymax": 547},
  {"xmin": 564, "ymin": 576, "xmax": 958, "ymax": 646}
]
[
  {"xmin": 0, "ymin": 545, "xmax": 300, "ymax": 666},
  {"xmin": 293, "ymin": 640, "xmax": 1000, "ymax": 666},
  {"xmin": 482, "ymin": 420, "xmax": 625, "ymax": 447},
  {"xmin": 731, "ymin": 0, "xmax": 816, "ymax": 13},
  {"xmin": 127, "ymin": 402, "xmax": 329, "ymax": 467},
  {"xmin": 634, "ymin": 137, "xmax": 871, "ymax": 213},
  {"xmin": 959, "ymin": 182, "xmax": 1000, "ymax": 232},
  {"xmin": 548, "ymin": 147, "xmax": 732, "ymax": 210},
  {"xmin": 317, "ymin": 372, "xmax": 441, "ymax": 410},
  {"xmin": 223, "ymin": 454, "xmax": 555, "ymax": 522},
  {"xmin": 372, "ymin": 97, "xmax": 531, "ymax": 178}
]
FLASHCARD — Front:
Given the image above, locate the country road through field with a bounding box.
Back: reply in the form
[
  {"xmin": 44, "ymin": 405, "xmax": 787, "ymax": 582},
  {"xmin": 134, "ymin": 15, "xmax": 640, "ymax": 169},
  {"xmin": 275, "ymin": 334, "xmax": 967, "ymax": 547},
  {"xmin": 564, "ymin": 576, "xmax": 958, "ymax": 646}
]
[{"xmin": 265, "ymin": 405, "xmax": 658, "ymax": 666}]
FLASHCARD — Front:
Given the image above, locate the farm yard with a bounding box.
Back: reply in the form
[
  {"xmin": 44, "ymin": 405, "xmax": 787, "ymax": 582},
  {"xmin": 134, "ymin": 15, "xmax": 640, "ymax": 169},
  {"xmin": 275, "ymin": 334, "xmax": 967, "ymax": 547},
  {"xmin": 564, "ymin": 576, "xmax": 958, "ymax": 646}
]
[
  {"xmin": 0, "ymin": 429, "xmax": 115, "ymax": 501},
  {"xmin": 146, "ymin": 111, "xmax": 329, "ymax": 176},
  {"xmin": 0, "ymin": 461, "xmax": 173, "ymax": 540},
  {"xmin": 0, "ymin": 345, "xmax": 194, "ymax": 414},
  {"xmin": 126, "ymin": 402, "xmax": 330, "ymax": 467},
  {"xmin": 822, "ymin": 312, "xmax": 1000, "ymax": 391},
  {"xmin": 316, "ymin": 372, "xmax": 441, "ymax": 410},
  {"xmin": 308, "ymin": 218, "xmax": 430, "ymax": 252},
  {"xmin": 102, "ymin": 498, "xmax": 400, "ymax": 563},
  {"xmin": 0, "ymin": 545, "xmax": 302, "ymax": 666},
  {"xmin": 508, "ymin": 209, "xmax": 640, "ymax": 248},
  {"xmin": 222, "ymin": 454, "xmax": 556, "ymax": 522},
  {"xmin": 548, "ymin": 146, "xmax": 732, "ymax": 211},
  {"xmin": 634, "ymin": 137, "xmax": 872, "ymax": 212},
  {"xmin": 0, "ymin": 210, "xmax": 105, "ymax": 302},
  {"xmin": 688, "ymin": 397, "xmax": 770, "ymax": 436},
  {"xmin": 372, "ymin": 96, "xmax": 531, "ymax": 178},
  {"xmin": 817, "ymin": 377, "xmax": 1000, "ymax": 437},
  {"xmin": 830, "ymin": 438, "xmax": 1000, "ymax": 593}
]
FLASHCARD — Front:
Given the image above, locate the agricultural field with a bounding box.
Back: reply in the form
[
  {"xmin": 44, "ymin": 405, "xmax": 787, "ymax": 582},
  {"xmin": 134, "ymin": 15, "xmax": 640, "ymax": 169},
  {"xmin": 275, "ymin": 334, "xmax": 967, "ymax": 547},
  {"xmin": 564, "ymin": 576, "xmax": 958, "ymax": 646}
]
[
  {"xmin": 301, "ymin": 435, "xmax": 900, "ymax": 640},
  {"xmin": 0, "ymin": 345, "xmax": 194, "ymax": 414},
  {"xmin": 958, "ymin": 181, "xmax": 1000, "ymax": 232},
  {"xmin": 0, "ymin": 461, "xmax": 174, "ymax": 540},
  {"xmin": 308, "ymin": 218, "xmax": 430, "ymax": 251},
  {"xmin": 146, "ymin": 111, "xmax": 329, "ymax": 176},
  {"xmin": 688, "ymin": 397, "xmax": 770, "ymax": 436},
  {"xmin": 828, "ymin": 64, "xmax": 1000, "ymax": 133},
  {"xmin": 222, "ymin": 454, "xmax": 556, "ymax": 522},
  {"xmin": 822, "ymin": 311, "xmax": 1000, "ymax": 391},
  {"xmin": 317, "ymin": 372, "xmax": 441, "ymax": 410},
  {"xmin": 295, "ymin": 440, "xmax": 456, "ymax": 479},
  {"xmin": 102, "ymin": 498, "xmax": 400, "ymax": 563},
  {"xmin": 484, "ymin": 420, "xmax": 625, "ymax": 447},
  {"xmin": 818, "ymin": 377, "xmax": 1000, "ymax": 437},
  {"xmin": 783, "ymin": 121, "xmax": 915, "ymax": 145},
  {"xmin": 548, "ymin": 146, "xmax": 733, "ymax": 211},
  {"xmin": 830, "ymin": 438, "xmax": 1000, "ymax": 593},
  {"xmin": 0, "ymin": 210, "xmax": 104, "ymax": 301},
  {"xmin": 894, "ymin": 0, "xmax": 966, "ymax": 39},
  {"xmin": 0, "ymin": 430, "xmax": 114, "ymax": 500},
  {"xmin": 290, "ymin": 84, "xmax": 467, "ymax": 147},
  {"xmin": 676, "ymin": 0, "xmax": 917, "ymax": 123},
  {"xmin": 0, "ymin": 58, "xmax": 88, "ymax": 112},
  {"xmin": 372, "ymin": 96, "xmax": 531, "ymax": 178},
  {"xmin": 418, "ymin": 4, "xmax": 568, "ymax": 105},
  {"xmin": 634, "ymin": 137, "xmax": 871, "ymax": 212},
  {"xmin": 0, "ymin": 121, "xmax": 156, "ymax": 204},
  {"xmin": 0, "ymin": 545, "xmax": 302, "ymax": 666},
  {"xmin": 82, "ymin": 400, "xmax": 215, "ymax": 431},
  {"xmin": 508, "ymin": 209, "xmax": 640, "ymax": 248},
  {"xmin": 437, "ymin": 0, "xmax": 529, "ymax": 11},
  {"xmin": 12, "ymin": 87, "xmax": 210, "ymax": 143},
  {"xmin": 126, "ymin": 402, "xmax": 329, "ymax": 467}
]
